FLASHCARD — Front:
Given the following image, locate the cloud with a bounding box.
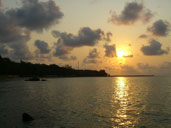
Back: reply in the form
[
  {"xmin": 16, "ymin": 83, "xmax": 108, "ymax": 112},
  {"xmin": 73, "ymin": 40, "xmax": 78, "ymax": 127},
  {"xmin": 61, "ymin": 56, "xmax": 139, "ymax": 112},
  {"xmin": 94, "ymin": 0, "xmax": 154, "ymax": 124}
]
[
  {"xmin": 0, "ymin": 0, "xmax": 64, "ymax": 61},
  {"xmin": 137, "ymin": 63, "xmax": 156, "ymax": 70},
  {"xmin": 34, "ymin": 40, "xmax": 50, "ymax": 54},
  {"xmin": 0, "ymin": 13, "xmax": 30, "ymax": 44},
  {"xmin": 53, "ymin": 39, "xmax": 73, "ymax": 57},
  {"xmin": 52, "ymin": 27, "xmax": 105, "ymax": 47},
  {"xmin": 139, "ymin": 34, "xmax": 148, "ymax": 39},
  {"xmin": 0, "ymin": 0, "xmax": 63, "ymax": 60},
  {"xmin": 141, "ymin": 39, "xmax": 169, "ymax": 56},
  {"xmin": 59, "ymin": 56, "xmax": 77, "ymax": 61},
  {"xmin": 137, "ymin": 62, "xmax": 171, "ymax": 76},
  {"xmin": 9, "ymin": 42, "xmax": 33, "ymax": 60},
  {"xmin": 142, "ymin": 9, "xmax": 154, "ymax": 23},
  {"xmin": 0, "ymin": 45, "xmax": 8, "ymax": 55},
  {"xmin": 50, "ymin": 38, "xmax": 76, "ymax": 61},
  {"xmin": 83, "ymin": 48, "xmax": 100, "ymax": 64},
  {"xmin": 136, "ymin": 63, "xmax": 158, "ymax": 75},
  {"xmin": 7, "ymin": 0, "xmax": 63, "ymax": 31},
  {"xmin": 105, "ymin": 32, "xmax": 113, "ymax": 42},
  {"xmin": 0, "ymin": 0, "xmax": 1, "ymax": 9},
  {"xmin": 147, "ymin": 19, "xmax": 170, "ymax": 36},
  {"xmin": 120, "ymin": 65, "xmax": 140, "ymax": 75},
  {"xmin": 83, "ymin": 58, "xmax": 100, "ymax": 64},
  {"xmin": 160, "ymin": 62, "xmax": 171, "ymax": 69},
  {"xmin": 87, "ymin": 48, "xmax": 99, "ymax": 59},
  {"xmin": 52, "ymin": 27, "xmax": 111, "ymax": 59},
  {"xmin": 104, "ymin": 44, "xmax": 117, "ymax": 57},
  {"xmin": 130, "ymin": 62, "xmax": 171, "ymax": 76},
  {"xmin": 123, "ymin": 55, "xmax": 133, "ymax": 58},
  {"xmin": 0, "ymin": 11, "xmax": 32, "ymax": 60},
  {"xmin": 159, "ymin": 62, "xmax": 171, "ymax": 76},
  {"xmin": 109, "ymin": 2, "xmax": 153, "ymax": 25}
]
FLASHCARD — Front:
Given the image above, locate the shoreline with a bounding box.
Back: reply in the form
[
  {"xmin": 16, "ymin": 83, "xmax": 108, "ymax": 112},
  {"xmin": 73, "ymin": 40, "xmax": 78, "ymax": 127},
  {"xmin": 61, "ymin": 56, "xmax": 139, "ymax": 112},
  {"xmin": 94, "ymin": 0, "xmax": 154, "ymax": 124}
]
[{"xmin": 0, "ymin": 75, "xmax": 155, "ymax": 80}]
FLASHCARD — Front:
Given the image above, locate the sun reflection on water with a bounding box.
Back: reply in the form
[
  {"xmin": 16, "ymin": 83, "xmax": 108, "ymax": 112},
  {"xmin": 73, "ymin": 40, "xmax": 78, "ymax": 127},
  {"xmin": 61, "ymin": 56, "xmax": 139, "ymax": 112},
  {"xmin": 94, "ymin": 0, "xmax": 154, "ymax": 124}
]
[
  {"xmin": 116, "ymin": 77, "xmax": 128, "ymax": 99},
  {"xmin": 112, "ymin": 77, "xmax": 133, "ymax": 127}
]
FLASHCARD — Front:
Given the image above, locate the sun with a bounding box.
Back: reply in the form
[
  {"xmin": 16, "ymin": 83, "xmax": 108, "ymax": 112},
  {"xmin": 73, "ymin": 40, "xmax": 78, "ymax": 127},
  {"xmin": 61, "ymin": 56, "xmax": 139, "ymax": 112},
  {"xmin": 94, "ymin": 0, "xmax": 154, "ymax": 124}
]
[
  {"xmin": 117, "ymin": 50, "xmax": 126, "ymax": 58},
  {"xmin": 117, "ymin": 48, "xmax": 129, "ymax": 58}
]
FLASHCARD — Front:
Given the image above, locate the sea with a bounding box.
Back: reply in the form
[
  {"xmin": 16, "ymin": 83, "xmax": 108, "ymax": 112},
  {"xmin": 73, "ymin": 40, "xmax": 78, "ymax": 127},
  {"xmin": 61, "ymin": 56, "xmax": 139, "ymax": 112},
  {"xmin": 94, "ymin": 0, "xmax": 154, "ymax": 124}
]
[{"xmin": 0, "ymin": 77, "xmax": 171, "ymax": 128}]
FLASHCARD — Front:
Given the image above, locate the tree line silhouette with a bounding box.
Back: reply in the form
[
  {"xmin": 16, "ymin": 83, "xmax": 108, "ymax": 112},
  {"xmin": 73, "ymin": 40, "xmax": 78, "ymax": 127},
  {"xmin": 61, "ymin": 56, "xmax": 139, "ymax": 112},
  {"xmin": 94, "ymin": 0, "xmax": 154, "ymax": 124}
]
[{"xmin": 0, "ymin": 55, "xmax": 108, "ymax": 77}]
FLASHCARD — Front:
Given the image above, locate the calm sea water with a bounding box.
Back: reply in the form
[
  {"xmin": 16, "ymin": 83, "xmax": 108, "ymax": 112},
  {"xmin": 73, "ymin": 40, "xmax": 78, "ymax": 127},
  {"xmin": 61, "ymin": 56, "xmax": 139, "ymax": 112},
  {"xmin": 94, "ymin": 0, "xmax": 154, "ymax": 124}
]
[{"xmin": 0, "ymin": 77, "xmax": 171, "ymax": 128}]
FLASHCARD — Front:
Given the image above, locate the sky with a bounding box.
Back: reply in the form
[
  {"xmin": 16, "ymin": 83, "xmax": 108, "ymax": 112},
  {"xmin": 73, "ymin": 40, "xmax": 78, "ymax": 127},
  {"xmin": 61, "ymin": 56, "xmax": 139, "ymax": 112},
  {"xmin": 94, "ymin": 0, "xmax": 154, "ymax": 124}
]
[{"xmin": 0, "ymin": 0, "xmax": 171, "ymax": 75}]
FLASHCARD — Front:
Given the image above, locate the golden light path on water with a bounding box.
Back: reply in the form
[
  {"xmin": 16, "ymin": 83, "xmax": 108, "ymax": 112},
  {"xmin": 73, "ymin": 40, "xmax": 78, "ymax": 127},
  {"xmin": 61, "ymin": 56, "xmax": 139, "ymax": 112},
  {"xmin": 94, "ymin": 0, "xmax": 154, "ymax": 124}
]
[{"xmin": 112, "ymin": 77, "xmax": 133, "ymax": 128}]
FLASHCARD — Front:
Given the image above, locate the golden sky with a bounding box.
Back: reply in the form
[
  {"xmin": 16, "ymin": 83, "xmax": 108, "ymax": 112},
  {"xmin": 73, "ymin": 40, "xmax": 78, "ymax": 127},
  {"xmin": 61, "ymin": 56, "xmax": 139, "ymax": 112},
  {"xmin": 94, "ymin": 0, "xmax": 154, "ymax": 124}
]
[{"xmin": 0, "ymin": 0, "xmax": 171, "ymax": 75}]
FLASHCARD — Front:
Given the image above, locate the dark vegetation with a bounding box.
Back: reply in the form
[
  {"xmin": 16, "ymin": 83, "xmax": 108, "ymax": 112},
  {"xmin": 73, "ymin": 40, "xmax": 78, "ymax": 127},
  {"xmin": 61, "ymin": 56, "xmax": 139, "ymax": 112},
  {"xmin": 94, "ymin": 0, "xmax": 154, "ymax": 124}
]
[{"xmin": 0, "ymin": 55, "xmax": 109, "ymax": 77}]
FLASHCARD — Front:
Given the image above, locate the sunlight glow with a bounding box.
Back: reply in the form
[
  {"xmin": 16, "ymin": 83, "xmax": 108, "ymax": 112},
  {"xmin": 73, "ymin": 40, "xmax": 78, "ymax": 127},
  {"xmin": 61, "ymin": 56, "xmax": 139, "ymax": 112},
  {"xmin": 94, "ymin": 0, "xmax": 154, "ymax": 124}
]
[
  {"xmin": 116, "ymin": 48, "xmax": 131, "ymax": 58},
  {"xmin": 117, "ymin": 50, "xmax": 126, "ymax": 58}
]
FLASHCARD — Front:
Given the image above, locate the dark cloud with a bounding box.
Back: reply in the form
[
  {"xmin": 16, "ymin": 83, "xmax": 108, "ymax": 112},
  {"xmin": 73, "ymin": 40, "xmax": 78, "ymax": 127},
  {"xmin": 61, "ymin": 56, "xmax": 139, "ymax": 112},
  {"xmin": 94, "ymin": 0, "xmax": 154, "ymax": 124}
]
[
  {"xmin": 109, "ymin": 2, "xmax": 153, "ymax": 25},
  {"xmin": 141, "ymin": 39, "xmax": 169, "ymax": 56},
  {"xmin": 87, "ymin": 48, "xmax": 99, "ymax": 59},
  {"xmin": 34, "ymin": 40, "xmax": 50, "ymax": 54},
  {"xmin": 53, "ymin": 45, "xmax": 70, "ymax": 57},
  {"xmin": 52, "ymin": 27, "xmax": 105, "ymax": 47},
  {"xmin": 7, "ymin": 0, "xmax": 63, "ymax": 31},
  {"xmin": 0, "ymin": 0, "xmax": 63, "ymax": 60},
  {"xmin": 0, "ymin": 11, "xmax": 32, "ymax": 60},
  {"xmin": 59, "ymin": 56, "xmax": 77, "ymax": 61},
  {"xmin": 52, "ymin": 27, "xmax": 111, "ymax": 59},
  {"xmin": 9, "ymin": 42, "xmax": 33, "ymax": 60},
  {"xmin": 83, "ymin": 48, "xmax": 100, "ymax": 64},
  {"xmin": 139, "ymin": 34, "xmax": 148, "ymax": 39},
  {"xmin": 123, "ymin": 55, "xmax": 133, "ymax": 58},
  {"xmin": 53, "ymin": 40, "xmax": 72, "ymax": 57},
  {"xmin": 105, "ymin": 32, "xmax": 113, "ymax": 42},
  {"xmin": 104, "ymin": 44, "xmax": 117, "ymax": 57},
  {"xmin": 142, "ymin": 9, "xmax": 154, "ymax": 23},
  {"xmin": 0, "ymin": 12, "xmax": 30, "ymax": 44},
  {"xmin": 147, "ymin": 19, "xmax": 170, "ymax": 36}
]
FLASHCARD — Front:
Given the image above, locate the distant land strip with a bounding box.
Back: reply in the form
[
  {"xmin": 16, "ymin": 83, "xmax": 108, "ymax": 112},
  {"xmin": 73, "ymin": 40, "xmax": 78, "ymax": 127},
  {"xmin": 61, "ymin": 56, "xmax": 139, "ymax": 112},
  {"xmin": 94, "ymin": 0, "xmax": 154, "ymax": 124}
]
[
  {"xmin": 0, "ymin": 55, "xmax": 108, "ymax": 77},
  {"xmin": 110, "ymin": 75, "xmax": 155, "ymax": 77}
]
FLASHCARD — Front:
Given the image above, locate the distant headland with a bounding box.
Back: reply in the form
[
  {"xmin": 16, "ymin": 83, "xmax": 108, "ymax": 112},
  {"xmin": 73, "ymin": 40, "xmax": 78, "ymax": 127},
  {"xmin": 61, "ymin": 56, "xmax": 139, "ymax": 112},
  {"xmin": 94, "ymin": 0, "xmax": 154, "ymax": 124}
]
[{"xmin": 0, "ymin": 55, "xmax": 109, "ymax": 77}]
